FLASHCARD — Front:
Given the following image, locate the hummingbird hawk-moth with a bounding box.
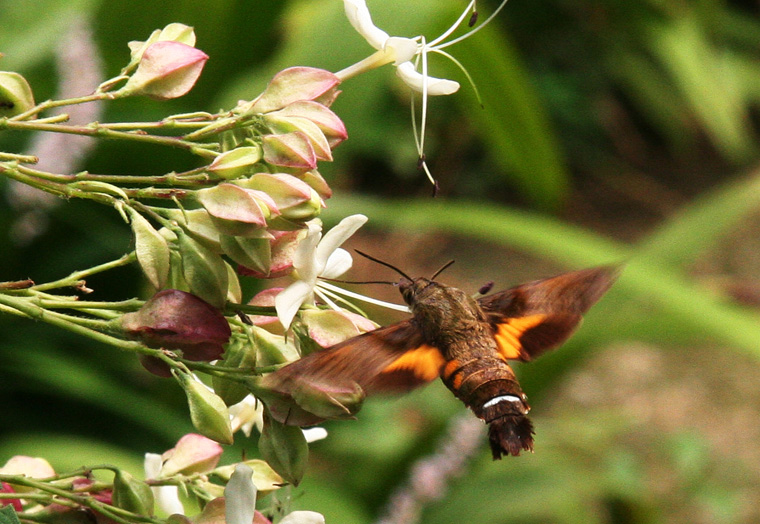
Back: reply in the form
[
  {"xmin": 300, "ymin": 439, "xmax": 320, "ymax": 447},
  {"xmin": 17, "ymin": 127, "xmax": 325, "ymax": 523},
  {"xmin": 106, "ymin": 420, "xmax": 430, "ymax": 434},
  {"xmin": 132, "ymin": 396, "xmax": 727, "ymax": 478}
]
[{"xmin": 262, "ymin": 258, "xmax": 619, "ymax": 459}]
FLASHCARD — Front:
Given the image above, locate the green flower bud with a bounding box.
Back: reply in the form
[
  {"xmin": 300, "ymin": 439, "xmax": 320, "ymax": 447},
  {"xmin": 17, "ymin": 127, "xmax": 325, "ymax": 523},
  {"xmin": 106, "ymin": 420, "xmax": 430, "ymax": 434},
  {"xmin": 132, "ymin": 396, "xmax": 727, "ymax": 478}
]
[
  {"xmin": 0, "ymin": 72, "xmax": 35, "ymax": 117},
  {"xmin": 237, "ymin": 230, "xmax": 304, "ymax": 280},
  {"xmin": 270, "ymin": 101, "xmax": 347, "ymax": 148},
  {"xmin": 207, "ymin": 146, "xmax": 263, "ymax": 180},
  {"xmin": 127, "ymin": 208, "xmax": 170, "ymax": 290},
  {"xmin": 174, "ymin": 372, "xmax": 234, "ymax": 445},
  {"xmin": 196, "ymin": 184, "xmax": 277, "ymax": 237},
  {"xmin": 211, "ymin": 459, "xmax": 283, "ymax": 496},
  {"xmin": 250, "ymin": 67, "xmax": 341, "ymax": 114},
  {"xmin": 225, "ymin": 261, "xmax": 243, "ymax": 304},
  {"xmin": 265, "ymin": 114, "xmax": 332, "ymax": 161},
  {"xmin": 290, "ymin": 379, "xmax": 364, "ymax": 421},
  {"xmin": 258, "ymin": 411, "xmax": 308, "ymax": 486},
  {"xmin": 220, "ymin": 235, "xmax": 271, "ymax": 275},
  {"xmin": 261, "ymin": 132, "xmax": 316, "ymax": 170},
  {"xmin": 112, "ymin": 470, "xmax": 154, "ymax": 516},
  {"xmin": 177, "ymin": 230, "xmax": 229, "ymax": 309},
  {"xmin": 212, "ymin": 335, "xmax": 257, "ymax": 406},
  {"xmin": 164, "ymin": 209, "xmax": 222, "ymax": 252}
]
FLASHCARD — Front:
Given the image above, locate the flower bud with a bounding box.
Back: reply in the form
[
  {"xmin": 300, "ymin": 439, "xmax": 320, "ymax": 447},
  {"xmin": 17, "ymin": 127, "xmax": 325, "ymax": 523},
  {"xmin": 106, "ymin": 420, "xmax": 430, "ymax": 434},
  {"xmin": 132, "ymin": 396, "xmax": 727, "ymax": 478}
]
[
  {"xmin": 207, "ymin": 146, "xmax": 263, "ymax": 180},
  {"xmin": 196, "ymin": 184, "xmax": 277, "ymax": 237},
  {"xmin": 112, "ymin": 471, "xmax": 154, "ymax": 516},
  {"xmin": 225, "ymin": 261, "xmax": 243, "ymax": 304},
  {"xmin": 270, "ymin": 101, "xmax": 347, "ymax": 148},
  {"xmin": 177, "ymin": 230, "xmax": 229, "ymax": 309},
  {"xmin": 300, "ymin": 309, "xmax": 378, "ymax": 348},
  {"xmin": 220, "ymin": 235, "xmax": 271, "ymax": 276},
  {"xmin": 174, "ymin": 372, "xmax": 234, "ymax": 445},
  {"xmin": 261, "ymin": 132, "xmax": 317, "ymax": 170},
  {"xmin": 237, "ymin": 230, "xmax": 303, "ymax": 280},
  {"xmin": 243, "ymin": 288, "xmax": 283, "ymax": 332},
  {"xmin": 0, "ymin": 456, "xmax": 55, "ymax": 493},
  {"xmin": 250, "ymin": 67, "xmax": 341, "ymax": 114},
  {"xmin": 128, "ymin": 208, "xmax": 170, "ymax": 290},
  {"xmin": 258, "ymin": 412, "xmax": 308, "ymax": 486},
  {"xmin": 0, "ymin": 72, "xmax": 35, "ymax": 117},
  {"xmin": 163, "ymin": 209, "xmax": 222, "ymax": 253},
  {"xmin": 301, "ymin": 170, "xmax": 333, "ymax": 200},
  {"xmin": 121, "ymin": 289, "xmax": 231, "ymax": 376},
  {"xmin": 212, "ymin": 336, "xmax": 257, "ymax": 406},
  {"xmin": 290, "ymin": 379, "xmax": 364, "ymax": 421},
  {"xmin": 265, "ymin": 114, "xmax": 332, "ymax": 161},
  {"xmin": 0, "ymin": 482, "xmax": 22, "ymax": 511},
  {"xmin": 160, "ymin": 433, "xmax": 223, "ymax": 476},
  {"xmin": 128, "ymin": 23, "xmax": 197, "ymax": 63},
  {"xmin": 239, "ymin": 174, "xmax": 323, "ymax": 223},
  {"xmin": 121, "ymin": 41, "xmax": 208, "ymax": 100},
  {"xmin": 211, "ymin": 459, "xmax": 282, "ymax": 496}
]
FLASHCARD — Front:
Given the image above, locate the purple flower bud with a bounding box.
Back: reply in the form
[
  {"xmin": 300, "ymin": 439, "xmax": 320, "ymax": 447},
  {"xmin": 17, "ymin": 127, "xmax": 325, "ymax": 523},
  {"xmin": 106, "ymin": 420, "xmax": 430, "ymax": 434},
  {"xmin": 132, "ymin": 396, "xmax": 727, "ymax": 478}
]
[{"xmin": 121, "ymin": 290, "xmax": 231, "ymax": 376}]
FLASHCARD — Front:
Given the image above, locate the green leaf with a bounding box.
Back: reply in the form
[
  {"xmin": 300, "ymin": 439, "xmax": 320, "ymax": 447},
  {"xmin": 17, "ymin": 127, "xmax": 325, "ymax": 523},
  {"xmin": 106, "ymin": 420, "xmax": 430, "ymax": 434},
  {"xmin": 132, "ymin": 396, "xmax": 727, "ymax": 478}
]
[
  {"xmin": 0, "ymin": 506, "xmax": 22, "ymax": 524},
  {"xmin": 259, "ymin": 411, "xmax": 308, "ymax": 486}
]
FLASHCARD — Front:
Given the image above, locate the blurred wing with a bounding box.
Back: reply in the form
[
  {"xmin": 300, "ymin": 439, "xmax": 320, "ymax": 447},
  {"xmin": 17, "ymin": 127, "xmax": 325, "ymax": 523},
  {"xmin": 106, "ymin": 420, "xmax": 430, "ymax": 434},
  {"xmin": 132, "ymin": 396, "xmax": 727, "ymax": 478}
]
[
  {"xmin": 261, "ymin": 319, "xmax": 445, "ymax": 425},
  {"xmin": 479, "ymin": 266, "xmax": 619, "ymax": 361}
]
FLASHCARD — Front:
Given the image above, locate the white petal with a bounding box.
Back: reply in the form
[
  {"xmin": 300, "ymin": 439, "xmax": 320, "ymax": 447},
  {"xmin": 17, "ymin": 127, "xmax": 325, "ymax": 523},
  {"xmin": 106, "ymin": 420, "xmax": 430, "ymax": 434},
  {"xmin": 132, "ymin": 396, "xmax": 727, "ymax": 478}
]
[
  {"xmin": 225, "ymin": 464, "xmax": 256, "ymax": 524},
  {"xmin": 314, "ymin": 214, "xmax": 367, "ymax": 272},
  {"xmin": 292, "ymin": 221, "xmax": 322, "ymax": 281},
  {"xmin": 275, "ymin": 280, "xmax": 314, "ymax": 329},
  {"xmin": 385, "ymin": 36, "xmax": 418, "ymax": 65},
  {"xmin": 302, "ymin": 427, "xmax": 328, "ymax": 443},
  {"xmin": 144, "ymin": 453, "xmax": 186, "ymax": 515},
  {"xmin": 396, "ymin": 61, "xmax": 460, "ymax": 95},
  {"xmin": 144, "ymin": 453, "xmax": 162, "ymax": 479},
  {"xmin": 321, "ymin": 248, "xmax": 353, "ymax": 279},
  {"xmin": 343, "ymin": 0, "xmax": 389, "ymax": 50}
]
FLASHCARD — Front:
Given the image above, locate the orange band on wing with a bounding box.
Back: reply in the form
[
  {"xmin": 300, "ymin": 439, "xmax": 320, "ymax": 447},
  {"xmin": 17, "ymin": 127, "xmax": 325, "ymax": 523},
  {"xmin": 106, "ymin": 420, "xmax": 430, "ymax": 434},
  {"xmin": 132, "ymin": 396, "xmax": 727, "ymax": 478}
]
[
  {"xmin": 494, "ymin": 314, "xmax": 547, "ymax": 360},
  {"xmin": 382, "ymin": 344, "xmax": 446, "ymax": 382}
]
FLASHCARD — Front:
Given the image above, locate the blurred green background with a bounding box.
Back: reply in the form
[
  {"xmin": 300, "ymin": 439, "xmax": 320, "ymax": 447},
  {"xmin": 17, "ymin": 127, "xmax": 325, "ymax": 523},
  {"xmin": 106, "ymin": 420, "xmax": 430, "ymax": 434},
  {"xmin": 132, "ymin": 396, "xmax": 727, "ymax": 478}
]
[{"xmin": 3, "ymin": 0, "xmax": 760, "ymax": 522}]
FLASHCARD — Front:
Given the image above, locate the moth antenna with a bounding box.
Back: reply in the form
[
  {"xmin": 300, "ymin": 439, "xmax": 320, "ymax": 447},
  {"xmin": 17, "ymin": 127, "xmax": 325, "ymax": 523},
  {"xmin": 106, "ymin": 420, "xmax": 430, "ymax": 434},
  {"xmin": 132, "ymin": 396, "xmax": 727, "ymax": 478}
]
[
  {"xmin": 320, "ymin": 276, "xmax": 397, "ymax": 286},
  {"xmin": 430, "ymin": 259, "xmax": 455, "ymax": 280},
  {"xmin": 355, "ymin": 250, "xmax": 414, "ymax": 281}
]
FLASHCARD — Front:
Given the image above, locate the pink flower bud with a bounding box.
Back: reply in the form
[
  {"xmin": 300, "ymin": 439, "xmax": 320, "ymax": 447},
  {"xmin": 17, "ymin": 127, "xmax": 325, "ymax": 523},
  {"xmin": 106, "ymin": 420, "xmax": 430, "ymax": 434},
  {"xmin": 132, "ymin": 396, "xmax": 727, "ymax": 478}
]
[
  {"xmin": 207, "ymin": 147, "xmax": 263, "ymax": 180},
  {"xmin": 122, "ymin": 41, "xmax": 208, "ymax": 100},
  {"xmin": 261, "ymin": 132, "xmax": 317, "ymax": 170},
  {"xmin": 196, "ymin": 184, "xmax": 277, "ymax": 237},
  {"xmin": 237, "ymin": 230, "xmax": 303, "ymax": 280},
  {"xmin": 270, "ymin": 101, "xmax": 347, "ymax": 148},
  {"xmin": 251, "ymin": 67, "xmax": 341, "ymax": 113},
  {"xmin": 0, "ymin": 482, "xmax": 22, "ymax": 511},
  {"xmin": 160, "ymin": 434, "xmax": 223, "ymax": 476},
  {"xmin": 121, "ymin": 289, "xmax": 231, "ymax": 376},
  {"xmin": 300, "ymin": 309, "xmax": 378, "ymax": 348},
  {"xmin": 244, "ymin": 288, "xmax": 284, "ymax": 332}
]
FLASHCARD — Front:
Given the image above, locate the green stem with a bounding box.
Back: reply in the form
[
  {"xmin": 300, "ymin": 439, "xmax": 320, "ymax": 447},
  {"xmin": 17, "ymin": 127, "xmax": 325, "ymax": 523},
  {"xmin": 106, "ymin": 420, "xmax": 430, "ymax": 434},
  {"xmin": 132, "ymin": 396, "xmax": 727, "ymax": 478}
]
[
  {"xmin": 17, "ymin": 165, "xmax": 212, "ymax": 188},
  {"xmin": 32, "ymin": 253, "xmax": 137, "ymax": 291},
  {"xmin": 7, "ymin": 92, "xmax": 111, "ymax": 121},
  {"xmin": 0, "ymin": 118, "xmax": 219, "ymax": 158}
]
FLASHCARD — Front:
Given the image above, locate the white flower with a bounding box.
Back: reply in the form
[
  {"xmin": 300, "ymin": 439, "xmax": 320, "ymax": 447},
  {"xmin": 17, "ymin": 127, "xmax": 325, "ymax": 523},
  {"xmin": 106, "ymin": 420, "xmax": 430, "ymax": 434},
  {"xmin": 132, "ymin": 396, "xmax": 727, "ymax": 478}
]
[
  {"xmin": 229, "ymin": 394, "xmax": 264, "ymax": 437},
  {"xmin": 275, "ymin": 214, "xmax": 368, "ymax": 329},
  {"xmin": 340, "ymin": 0, "xmax": 460, "ymax": 95},
  {"xmin": 338, "ymin": 0, "xmax": 509, "ymax": 185}
]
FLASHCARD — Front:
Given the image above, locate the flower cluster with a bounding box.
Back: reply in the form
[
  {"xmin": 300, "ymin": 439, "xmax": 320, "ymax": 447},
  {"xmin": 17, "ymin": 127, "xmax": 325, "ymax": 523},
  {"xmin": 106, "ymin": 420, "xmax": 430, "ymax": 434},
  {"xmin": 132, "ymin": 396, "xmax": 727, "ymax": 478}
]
[{"xmin": 0, "ymin": 435, "xmax": 323, "ymax": 524}]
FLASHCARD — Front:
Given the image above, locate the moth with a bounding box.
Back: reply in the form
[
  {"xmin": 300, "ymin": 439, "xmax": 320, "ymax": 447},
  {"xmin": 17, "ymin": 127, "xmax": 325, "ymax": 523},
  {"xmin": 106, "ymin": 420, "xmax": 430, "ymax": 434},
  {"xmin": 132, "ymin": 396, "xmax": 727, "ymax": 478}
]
[{"xmin": 262, "ymin": 255, "xmax": 619, "ymax": 459}]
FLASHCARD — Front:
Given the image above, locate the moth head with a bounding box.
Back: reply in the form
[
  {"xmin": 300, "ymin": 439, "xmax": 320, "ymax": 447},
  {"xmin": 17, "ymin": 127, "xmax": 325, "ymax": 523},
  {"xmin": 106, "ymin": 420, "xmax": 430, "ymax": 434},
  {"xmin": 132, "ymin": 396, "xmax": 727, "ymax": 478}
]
[{"xmin": 398, "ymin": 277, "xmax": 433, "ymax": 306}]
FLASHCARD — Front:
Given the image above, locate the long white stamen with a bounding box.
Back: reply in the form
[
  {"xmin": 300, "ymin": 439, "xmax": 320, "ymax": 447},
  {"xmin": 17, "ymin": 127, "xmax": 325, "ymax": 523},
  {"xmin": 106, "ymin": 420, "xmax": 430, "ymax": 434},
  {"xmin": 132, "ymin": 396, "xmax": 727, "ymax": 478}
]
[
  {"xmin": 428, "ymin": 0, "xmax": 477, "ymax": 47},
  {"xmin": 438, "ymin": 0, "xmax": 510, "ymax": 50},
  {"xmin": 318, "ymin": 280, "xmax": 411, "ymax": 312}
]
